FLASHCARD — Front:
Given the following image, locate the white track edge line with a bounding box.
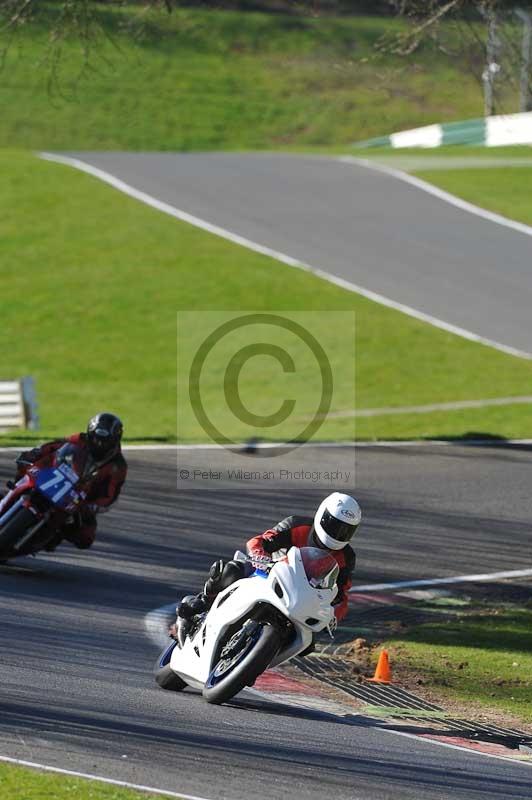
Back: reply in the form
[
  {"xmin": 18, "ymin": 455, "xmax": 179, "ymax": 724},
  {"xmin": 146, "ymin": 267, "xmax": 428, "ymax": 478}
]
[
  {"xmin": 340, "ymin": 155, "xmax": 532, "ymax": 239},
  {"xmin": 331, "ymin": 395, "xmax": 532, "ymax": 418},
  {"xmin": 143, "ymin": 568, "xmax": 532, "ymax": 605},
  {"xmin": 0, "ymin": 755, "xmax": 213, "ymax": 800},
  {"xmin": 381, "ymin": 729, "xmax": 532, "ymax": 767},
  {"xmin": 350, "ymin": 567, "xmax": 532, "ymax": 593},
  {"xmin": 2, "ymin": 439, "xmax": 532, "ymax": 453},
  {"xmin": 38, "ymin": 152, "xmax": 532, "ymax": 361}
]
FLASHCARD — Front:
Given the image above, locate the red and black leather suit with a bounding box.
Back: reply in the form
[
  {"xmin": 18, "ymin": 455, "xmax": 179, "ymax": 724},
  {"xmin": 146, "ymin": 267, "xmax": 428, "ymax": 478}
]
[
  {"xmin": 246, "ymin": 515, "xmax": 355, "ymax": 621},
  {"xmin": 17, "ymin": 433, "xmax": 127, "ymax": 549}
]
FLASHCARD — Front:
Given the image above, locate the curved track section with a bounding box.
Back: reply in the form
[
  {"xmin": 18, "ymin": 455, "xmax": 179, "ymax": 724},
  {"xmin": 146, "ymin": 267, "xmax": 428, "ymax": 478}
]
[
  {"xmin": 1, "ymin": 446, "xmax": 532, "ymax": 800},
  {"xmin": 59, "ymin": 152, "xmax": 532, "ymax": 354}
]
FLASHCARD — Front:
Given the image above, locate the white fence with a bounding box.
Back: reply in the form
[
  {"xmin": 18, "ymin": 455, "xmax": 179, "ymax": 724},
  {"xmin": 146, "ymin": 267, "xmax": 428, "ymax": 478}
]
[{"xmin": 0, "ymin": 378, "xmax": 39, "ymax": 432}]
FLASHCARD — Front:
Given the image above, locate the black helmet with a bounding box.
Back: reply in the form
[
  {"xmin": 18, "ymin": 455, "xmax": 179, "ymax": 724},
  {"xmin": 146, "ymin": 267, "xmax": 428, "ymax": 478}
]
[{"xmin": 86, "ymin": 412, "xmax": 123, "ymax": 460}]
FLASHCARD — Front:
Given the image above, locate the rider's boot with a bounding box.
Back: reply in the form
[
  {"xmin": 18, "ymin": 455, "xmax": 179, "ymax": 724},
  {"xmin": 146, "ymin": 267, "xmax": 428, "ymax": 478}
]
[
  {"xmin": 170, "ymin": 559, "xmax": 249, "ymax": 645},
  {"xmin": 203, "ymin": 558, "xmax": 225, "ymax": 599},
  {"xmin": 171, "ymin": 593, "xmax": 208, "ymax": 645},
  {"xmin": 170, "ymin": 560, "xmax": 226, "ymax": 645}
]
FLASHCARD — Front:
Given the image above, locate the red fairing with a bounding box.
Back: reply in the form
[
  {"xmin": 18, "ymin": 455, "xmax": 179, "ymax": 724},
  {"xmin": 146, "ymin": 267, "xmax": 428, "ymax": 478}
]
[
  {"xmin": 4, "ymin": 433, "xmax": 127, "ymax": 551},
  {"xmin": 17, "ymin": 433, "xmax": 127, "ymax": 509},
  {"xmin": 0, "ymin": 473, "xmax": 34, "ymax": 516}
]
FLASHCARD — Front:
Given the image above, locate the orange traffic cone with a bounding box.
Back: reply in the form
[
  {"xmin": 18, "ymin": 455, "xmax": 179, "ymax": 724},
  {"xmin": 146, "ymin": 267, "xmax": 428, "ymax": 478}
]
[{"xmin": 367, "ymin": 649, "xmax": 392, "ymax": 684}]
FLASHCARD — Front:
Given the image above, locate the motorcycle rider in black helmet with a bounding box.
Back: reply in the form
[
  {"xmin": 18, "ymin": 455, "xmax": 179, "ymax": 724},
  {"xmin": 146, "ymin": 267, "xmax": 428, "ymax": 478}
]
[{"xmin": 12, "ymin": 413, "xmax": 127, "ymax": 550}]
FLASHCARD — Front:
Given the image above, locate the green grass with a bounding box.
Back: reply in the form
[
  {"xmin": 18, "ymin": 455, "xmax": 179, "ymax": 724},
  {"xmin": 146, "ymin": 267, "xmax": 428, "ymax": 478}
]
[
  {"xmin": 385, "ymin": 606, "xmax": 532, "ymax": 725},
  {"xmin": 2, "ymin": 150, "xmax": 532, "ymax": 444},
  {"xmin": 0, "ymin": 762, "xmax": 173, "ymax": 799},
  {"xmin": 0, "ymin": 4, "xmax": 491, "ymax": 151},
  {"xmin": 349, "ymin": 146, "xmax": 532, "ymax": 159},
  {"xmin": 354, "ymin": 404, "xmax": 532, "ymax": 442},
  {"xmin": 414, "ymin": 168, "xmax": 532, "ymax": 227}
]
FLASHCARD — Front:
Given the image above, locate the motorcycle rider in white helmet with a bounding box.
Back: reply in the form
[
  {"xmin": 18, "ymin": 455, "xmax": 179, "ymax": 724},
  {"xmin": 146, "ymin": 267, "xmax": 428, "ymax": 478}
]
[{"xmin": 171, "ymin": 492, "xmax": 362, "ymax": 646}]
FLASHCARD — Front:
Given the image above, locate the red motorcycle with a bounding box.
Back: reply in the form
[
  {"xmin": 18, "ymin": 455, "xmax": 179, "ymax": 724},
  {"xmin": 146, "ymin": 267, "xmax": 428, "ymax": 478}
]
[{"xmin": 0, "ymin": 442, "xmax": 87, "ymax": 560}]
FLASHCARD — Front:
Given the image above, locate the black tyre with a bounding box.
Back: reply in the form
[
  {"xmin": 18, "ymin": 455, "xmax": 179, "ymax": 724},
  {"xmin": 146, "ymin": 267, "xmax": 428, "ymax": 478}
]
[
  {"xmin": 0, "ymin": 508, "xmax": 36, "ymax": 557},
  {"xmin": 203, "ymin": 622, "xmax": 280, "ymax": 706},
  {"xmin": 154, "ymin": 642, "xmax": 187, "ymax": 692}
]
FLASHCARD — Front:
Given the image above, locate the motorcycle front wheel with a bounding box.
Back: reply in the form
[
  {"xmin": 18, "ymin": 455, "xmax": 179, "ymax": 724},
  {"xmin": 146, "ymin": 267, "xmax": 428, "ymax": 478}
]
[
  {"xmin": 154, "ymin": 641, "xmax": 187, "ymax": 692},
  {"xmin": 0, "ymin": 507, "xmax": 36, "ymax": 558},
  {"xmin": 203, "ymin": 622, "xmax": 280, "ymax": 705}
]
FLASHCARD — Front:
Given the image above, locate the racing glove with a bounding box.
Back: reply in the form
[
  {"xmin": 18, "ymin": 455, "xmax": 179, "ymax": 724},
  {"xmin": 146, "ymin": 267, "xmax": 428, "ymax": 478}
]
[{"xmin": 250, "ymin": 554, "xmax": 274, "ymax": 571}]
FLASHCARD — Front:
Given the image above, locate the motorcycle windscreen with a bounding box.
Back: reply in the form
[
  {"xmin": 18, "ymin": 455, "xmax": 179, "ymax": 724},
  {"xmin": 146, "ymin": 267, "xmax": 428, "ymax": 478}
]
[
  {"xmin": 55, "ymin": 442, "xmax": 83, "ymax": 474},
  {"xmin": 299, "ymin": 547, "xmax": 339, "ymax": 590}
]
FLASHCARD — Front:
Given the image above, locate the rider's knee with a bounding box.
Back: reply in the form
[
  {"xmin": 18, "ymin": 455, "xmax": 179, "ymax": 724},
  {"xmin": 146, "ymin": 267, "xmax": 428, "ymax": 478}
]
[
  {"xmin": 220, "ymin": 559, "xmax": 247, "ymax": 589},
  {"xmin": 204, "ymin": 558, "xmax": 250, "ymax": 599},
  {"xmin": 203, "ymin": 559, "xmax": 225, "ymax": 596}
]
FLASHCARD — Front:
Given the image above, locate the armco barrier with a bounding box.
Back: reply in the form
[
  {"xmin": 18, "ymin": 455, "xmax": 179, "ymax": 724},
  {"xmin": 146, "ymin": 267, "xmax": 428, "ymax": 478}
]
[
  {"xmin": 355, "ymin": 111, "xmax": 532, "ymax": 148},
  {"xmin": 0, "ymin": 377, "xmax": 39, "ymax": 432}
]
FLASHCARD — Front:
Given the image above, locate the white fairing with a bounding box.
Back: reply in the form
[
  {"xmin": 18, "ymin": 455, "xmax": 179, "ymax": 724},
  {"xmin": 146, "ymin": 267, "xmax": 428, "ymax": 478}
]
[{"xmin": 168, "ymin": 547, "xmax": 337, "ymax": 690}]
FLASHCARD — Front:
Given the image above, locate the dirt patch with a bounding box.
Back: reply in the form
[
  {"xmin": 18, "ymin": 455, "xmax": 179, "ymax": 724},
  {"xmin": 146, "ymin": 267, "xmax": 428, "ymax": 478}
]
[
  {"xmin": 382, "ymin": 650, "xmax": 532, "ymax": 735},
  {"xmin": 340, "ymin": 580, "xmax": 532, "ymax": 735}
]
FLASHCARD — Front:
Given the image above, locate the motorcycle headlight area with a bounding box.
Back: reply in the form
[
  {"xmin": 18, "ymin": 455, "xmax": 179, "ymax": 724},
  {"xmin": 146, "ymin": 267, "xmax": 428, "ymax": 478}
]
[{"xmin": 300, "ymin": 547, "xmax": 339, "ymax": 590}]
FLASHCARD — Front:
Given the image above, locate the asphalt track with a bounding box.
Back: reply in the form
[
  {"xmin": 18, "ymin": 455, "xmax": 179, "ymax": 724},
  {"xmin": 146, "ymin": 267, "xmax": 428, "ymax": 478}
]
[
  {"xmin": 60, "ymin": 152, "xmax": 532, "ymax": 354},
  {"xmin": 1, "ymin": 446, "xmax": 532, "ymax": 800}
]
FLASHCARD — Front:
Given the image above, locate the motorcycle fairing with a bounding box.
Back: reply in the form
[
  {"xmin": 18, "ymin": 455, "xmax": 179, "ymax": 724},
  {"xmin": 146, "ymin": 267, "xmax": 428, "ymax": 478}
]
[
  {"xmin": 33, "ymin": 465, "xmax": 80, "ymax": 510},
  {"xmin": 0, "ymin": 474, "xmax": 33, "ymax": 525},
  {"xmin": 169, "ymin": 547, "xmax": 336, "ymax": 689}
]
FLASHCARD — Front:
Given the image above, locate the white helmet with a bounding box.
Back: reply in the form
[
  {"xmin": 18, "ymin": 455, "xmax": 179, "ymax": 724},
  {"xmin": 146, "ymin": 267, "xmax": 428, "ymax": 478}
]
[{"xmin": 313, "ymin": 492, "xmax": 361, "ymax": 550}]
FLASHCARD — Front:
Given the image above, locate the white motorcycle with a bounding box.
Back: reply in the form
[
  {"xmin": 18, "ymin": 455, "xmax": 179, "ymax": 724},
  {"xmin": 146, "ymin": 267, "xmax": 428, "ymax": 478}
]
[{"xmin": 154, "ymin": 546, "xmax": 339, "ymax": 705}]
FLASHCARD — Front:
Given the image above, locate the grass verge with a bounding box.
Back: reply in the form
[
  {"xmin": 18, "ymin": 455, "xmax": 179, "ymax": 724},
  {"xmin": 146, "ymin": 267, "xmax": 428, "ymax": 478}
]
[
  {"xmin": 345, "ymin": 147, "xmax": 532, "ymax": 227},
  {"xmin": 0, "ymin": 4, "xmax": 490, "ymax": 151},
  {"xmin": 414, "ymin": 167, "xmax": 532, "ymax": 228},
  {"xmin": 348, "ymin": 145, "xmax": 532, "ymax": 159},
  {"xmin": 384, "ymin": 602, "xmax": 532, "ymax": 727},
  {"xmin": 2, "ymin": 150, "xmax": 532, "ymax": 443},
  {"xmin": 0, "ymin": 762, "xmax": 172, "ymax": 799}
]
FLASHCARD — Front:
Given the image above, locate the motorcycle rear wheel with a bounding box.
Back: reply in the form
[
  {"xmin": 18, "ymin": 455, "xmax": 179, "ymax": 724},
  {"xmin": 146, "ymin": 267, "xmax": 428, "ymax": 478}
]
[
  {"xmin": 203, "ymin": 622, "xmax": 280, "ymax": 705},
  {"xmin": 0, "ymin": 507, "xmax": 37, "ymax": 558}
]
